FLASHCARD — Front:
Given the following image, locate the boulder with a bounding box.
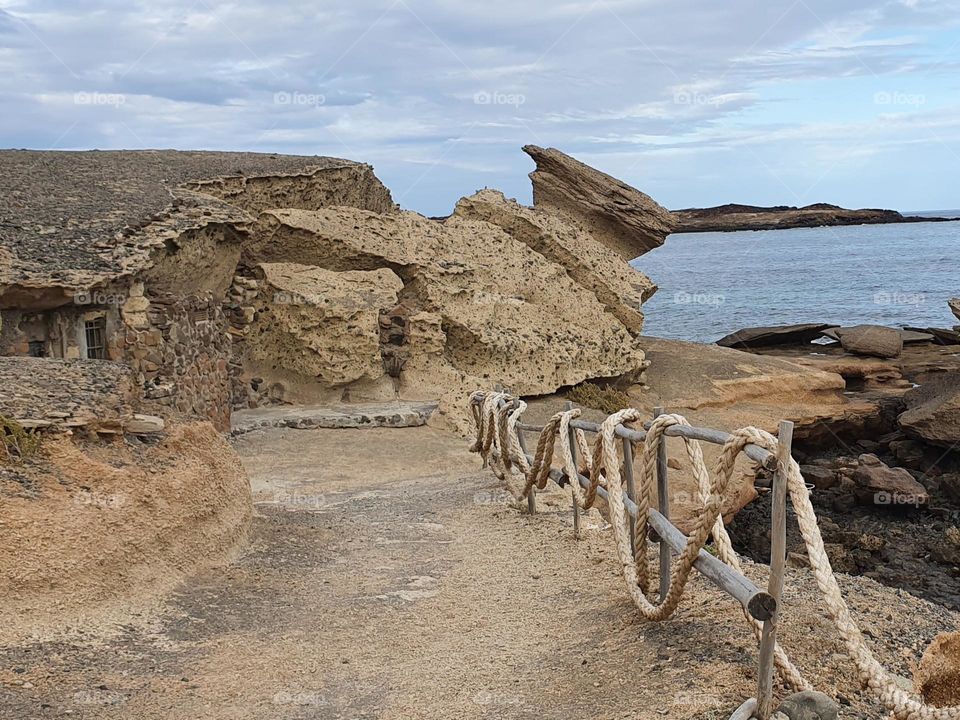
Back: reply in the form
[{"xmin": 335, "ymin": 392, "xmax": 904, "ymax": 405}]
[
  {"xmin": 835, "ymin": 324, "xmax": 903, "ymax": 358},
  {"xmin": 899, "ymin": 375, "xmax": 960, "ymax": 447},
  {"xmin": 776, "ymin": 690, "xmax": 839, "ymax": 720},
  {"xmin": 949, "ymin": 298, "xmax": 960, "ymax": 323},
  {"xmin": 521, "ymin": 145, "xmax": 675, "ymax": 260},
  {"xmin": 452, "ymin": 189, "xmax": 656, "ymax": 334},
  {"xmin": 125, "ymin": 413, "xmax": 165, "ymax": 434},
  {"xmin": 915, "ymin": 631, "xmax": 960, "ymax": 708},
  {"xmin": 853, "ymin": 453, "xmax": 928, "ymax": 507},
  {"xmin": 800, "ymin": 464, "xmax": 837, "ymax": 490},
  {"xmin": 900, "ymin": 328, "xmax": 935, "ymax": 344},
  {"xmin": 716, "ymin": 323, "xmax": 832, "ymax": 349}
]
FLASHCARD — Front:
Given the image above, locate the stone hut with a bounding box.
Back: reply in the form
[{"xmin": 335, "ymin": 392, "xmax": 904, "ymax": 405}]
[{"xmin": 0, "ymin": 150, "xmax": 394, "ymax": 429}]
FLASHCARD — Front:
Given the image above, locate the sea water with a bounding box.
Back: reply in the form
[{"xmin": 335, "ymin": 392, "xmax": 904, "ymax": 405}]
[{"xmin": 631, "ymin": 218, "xmax": 960, "ymax": 343}]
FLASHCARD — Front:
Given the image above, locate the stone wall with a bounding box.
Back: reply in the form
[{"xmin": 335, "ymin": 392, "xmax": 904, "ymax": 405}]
[{"xmin": 126, "ymin": 291, "xmax": 232, "ymax": 431}]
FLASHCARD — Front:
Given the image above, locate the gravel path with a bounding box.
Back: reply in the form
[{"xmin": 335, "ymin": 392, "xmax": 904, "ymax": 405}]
[{"xmin": 1, "ymin": 426, "xmax": 956, "ymax": 719}]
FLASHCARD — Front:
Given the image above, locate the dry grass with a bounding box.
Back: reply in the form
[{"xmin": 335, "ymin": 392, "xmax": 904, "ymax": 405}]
[
  {"xmin": 0, "ymin": 416, "xmax": 41, "ymax": 464},
  {"xmin": 566, "ymin": 382, "xmax": 634, "ymax": 415}
]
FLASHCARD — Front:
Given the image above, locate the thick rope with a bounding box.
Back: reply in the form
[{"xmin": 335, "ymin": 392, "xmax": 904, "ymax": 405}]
[{"xmin": 468, "ymin": 392, "xmax": 959, "ymax": 720}]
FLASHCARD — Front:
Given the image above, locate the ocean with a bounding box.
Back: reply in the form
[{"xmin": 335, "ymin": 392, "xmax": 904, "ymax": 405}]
[{"xmin": 631, "ymin": 218, "xmax": 960, "ymax": 343}]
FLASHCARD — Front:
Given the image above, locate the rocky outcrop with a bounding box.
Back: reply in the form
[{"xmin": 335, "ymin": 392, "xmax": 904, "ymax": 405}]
[
  {"xmin": 836, "ymin": 325, "xmax": 903, "ymax": 358},
  {"xmin": 716, "ymin": 323, "xmax": 832, "ymax": 349},
  {"xmin": 949, "ymin": 298, "xmax": 960, "ymax": 323},
  {"xmin": 452, "ymin": 189, "xmax": 656, "ymax": 334},
  {"xmin": 899, "ymin": 375, "xmax": 960, "ymax": 447},
  {"xmin": 672, "ymin": 202, "xmax": 959, "ymax": 233},
  {"xmin": 242, "ymin": 206, "xmax": 647, "ymax": 427},
  {"xmin": 522, "ymin": 145, "xmax": 675, "ymax": 260}
]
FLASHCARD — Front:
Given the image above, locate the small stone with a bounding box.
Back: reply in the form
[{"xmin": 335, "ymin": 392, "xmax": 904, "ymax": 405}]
[{"xmin": 776, "ymin": 690, "xmax": 838, "ymax": 720}]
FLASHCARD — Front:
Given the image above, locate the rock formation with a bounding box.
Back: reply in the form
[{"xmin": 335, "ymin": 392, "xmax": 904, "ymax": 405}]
[
  {"xmin": 899, "ymin": 375, "xmax": 960, "ymax": 447},
  {"xmin": 240, "ymin": 206, "xmax": 648, "ymax": 424},
  {"xmin": 452, "ymin": 189, "xmax": 656, "ymax": 333},
  {"xmin": 522, "ymin": 145, "xmax": 675, "ymax": 260},
  {"xmin": 852, "ymin": 453, "xmax": 928, "ymax": 506},
  {"xmin": 949, "ymin": 298, "xmax": 960, "ymax": 323}
]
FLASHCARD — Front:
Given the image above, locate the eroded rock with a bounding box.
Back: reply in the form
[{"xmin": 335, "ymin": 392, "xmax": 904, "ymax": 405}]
[
  {"xmin": 716, "ymin": 323, "xmax": 832, "ymax": 349},
  {"xmin": 452, "ymin": 189, "xmax": 656, "ymax": 334},
  {"xmin": 853, "ymin": 453, "xmax": 928, "ymax": 507},
  {"xmin": 522, "ymin": 145, "xmax": 675, "ymax": 260}
]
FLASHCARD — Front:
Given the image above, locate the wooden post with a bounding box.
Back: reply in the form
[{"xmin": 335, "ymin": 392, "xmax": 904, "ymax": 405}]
[
  {"xmin": 566, "ymin": 401, "xmax": 580, "ymax": 540},
  {"xmin": 517, "ymin": 427, "xmax": 535, "ymax": 515},
  {"xmin": 622, "ymin": 435, "xmax": 637, "ymax": 556},
  {"xmin": 654, "ymin": 407, "xmax": 671, "ymax": 602},
  {"xmin": 756, "ymin": 420, "xmax": 793, "ymax": 720}
]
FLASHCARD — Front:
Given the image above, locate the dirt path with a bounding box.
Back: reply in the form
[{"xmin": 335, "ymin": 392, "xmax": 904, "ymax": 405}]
[{"xmin": 2, "ymin": 426, "xmax": 956, "ymax": 719}]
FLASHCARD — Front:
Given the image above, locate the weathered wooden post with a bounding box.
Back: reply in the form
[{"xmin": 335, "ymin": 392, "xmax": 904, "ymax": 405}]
[
  {"xmin": 566, "ymin": 401, "xmax": 580, "ymax": 539},
  {"xmin": 517, "ymin": 426, "xmax": 535, "ymax": 515},
  {"xmin": 756, "ymin": 419, "xmax": 793, "ymax": 719},
  {"xmin": 654, "ymin": 407, "xmax": 671, "ymax": 602},
  {"xmin": 622, "ymin": 434, "xmax": 637, "ymax": 556}
]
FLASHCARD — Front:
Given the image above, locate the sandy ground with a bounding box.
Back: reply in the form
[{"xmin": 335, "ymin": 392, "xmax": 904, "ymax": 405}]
[{"xmin": 2, "ymin": 425, "xmax": 957, "ymax": 720}]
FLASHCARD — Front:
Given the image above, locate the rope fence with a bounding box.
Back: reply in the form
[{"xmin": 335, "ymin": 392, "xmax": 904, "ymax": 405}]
[{"xmin": 468, "ymin": 389, "xmax": 959, "ymax": 720}]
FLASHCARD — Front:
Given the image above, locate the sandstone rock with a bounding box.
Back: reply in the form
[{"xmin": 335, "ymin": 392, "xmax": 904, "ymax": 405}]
[
  {"xmin": 836, "ymin": 325, "xmax": 903, "ymax": 358},
  {"xmin": 452, "ymin": 189, "xmax": 656, "ymax": 334},
  {"xmin": 949, "ymin": 298, "xmax": 960, "ymax": 323},
  {"xmin": 716, "ymin": 323, "xmax": 832, "ymax": 349},
  {"xmin": 899, "ymin": 375, "xmax": 960, "ymax": 447},
  {"xmin": 905, "ymin": 326, "xmax": 960, "ymax": 346},
  {"xmin": 248, "ymin": 263, "xmax": 403, "ymax": 392},
  {"xmin": 915, "ymin": 632, "xmax": 960, "ymax": 708},
  {"xmin": 521, "ymin": 145, "xmax": 675, "ymax": 260},
  {"xmin": 900, "ymin": 328, "xmax": 935, "ymax": 344},
  {"xmin": 125, "ymin": 413, "xmax": 165, "ymax": 434},
  {"xmin": 776, "ymin": 690, "xmax": 839, "ymax": 720},
  {"xmin": 247, "ymin": 208, "xmax": 646, "ymax": 427},
  {"xmin": 853, "ymin": 454, "xmax": 928, "ymax": 507}
]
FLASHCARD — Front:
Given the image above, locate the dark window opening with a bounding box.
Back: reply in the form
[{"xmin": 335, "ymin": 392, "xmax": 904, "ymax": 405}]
[
  {"xmin": 27, "ymin": 340, "xmax": 46, "ymax": 358},
  {"xmin": 84, "ymin": 317, "xmax": 106, "ymax": 360}
]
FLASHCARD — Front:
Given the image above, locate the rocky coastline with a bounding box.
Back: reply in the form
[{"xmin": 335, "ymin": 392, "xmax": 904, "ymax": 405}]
[{"xmin": 672, "ymin": 202, "xmax": 959, "ymax": 233}]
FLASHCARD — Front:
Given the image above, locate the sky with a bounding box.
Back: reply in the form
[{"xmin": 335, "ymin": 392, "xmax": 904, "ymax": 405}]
[{"xmin": 1, "ymin": 0, "xmax": 959, "ymax": 216}]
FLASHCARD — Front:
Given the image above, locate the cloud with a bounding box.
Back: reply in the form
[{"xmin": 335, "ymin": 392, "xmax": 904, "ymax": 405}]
[{"xmin": 1, "ymin": 0, "xmax": 958, "ymax": 213}]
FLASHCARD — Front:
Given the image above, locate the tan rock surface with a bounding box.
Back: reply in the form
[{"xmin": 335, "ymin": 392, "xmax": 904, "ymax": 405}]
[
  {"xmin": 916, "ymin": 631, "xmax": 960, "ymax": 707},
  {"xmin": 246, "ymin": 207, "xmax": 646, "ymax": 428},
  {"xmin": 246, "ymin": 263, "xmax": 403, "ymax": 398},
  {"xmin": 452, "ymin": 189, "xmax": 656, "ymax": 334},
  {"xmin": 522, "ymin": 145, "xmax": 676, "ymax": 260},
  {"xmin": 899, "ymin": 374, "xmax": 960, "ymax": 447}
]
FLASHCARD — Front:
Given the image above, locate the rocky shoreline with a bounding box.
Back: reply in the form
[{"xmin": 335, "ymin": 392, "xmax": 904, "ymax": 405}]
[{"xmin": 671, "ymin": 202, "xmax": 959, "ymax": 233}]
